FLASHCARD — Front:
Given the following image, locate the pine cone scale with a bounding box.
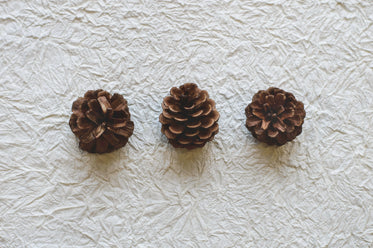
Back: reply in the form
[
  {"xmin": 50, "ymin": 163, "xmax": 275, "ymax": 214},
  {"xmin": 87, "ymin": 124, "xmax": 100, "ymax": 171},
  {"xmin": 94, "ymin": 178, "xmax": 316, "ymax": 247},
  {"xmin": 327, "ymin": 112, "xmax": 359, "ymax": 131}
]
[
  {"xmin": 178, "ymin": 136, "xmax": 193, "ymax": 144},
  {"xmin": 87, "ymin": 98, "xmax": 100, "ymax": 111},
  {"xmin": 174, "ymin": 116, "xmax": 188, "ymax": 122},
  {"xmin": 268, "ymin": 129, "xmax": 278, "ymax": 138},
  {"xmin": 276, "ymin": 105, "xmax": 285, "ymax": 114},
  {"xmin": 85, "ymin": 110, "xmax": 100, "ymax": 124},
  {"xmin": 76, "ymin": 117, "xmax": 93, "ymax": 130},
  {"xmin": 194, "ymin": 90, "xmax": 208, "ymax": 106},
  {"xmin": 184, "ymin": 128, "xmax": 199, "ymax": 137},
  {"xmin": 275, "ymin": 93, "xmax": 286, "ymax": 105},
  {"xmin": 246, "ymin": 116, "xmax": 261, "ymax": 127},
  {"xmin": 289, "ymin": 116, "xmax": 303, "ymax": 126},
  {"xmin": 280, "ymin": 109, "xmax": 294, "ymax": 120},
  {"xmin": 80, "ymin": 131, "xmax": 95, "ymax": 144},
  {"xmin": 190, "ymin": 109, "xmax": 203, "ymax": 117},
  {"xmin": 111, "ymin": 98, "xmax": 127, "ymax": 111},
  {"xmin": 186, "ymin": 120, "xmax": 201, "ymax": 128},
  {"xmin": 95, "ymin": 138, "xmax": 109, "ymax": 154},
  {"xmin": 261, "ymin": 119, "xmax": 270, "ymax": 130},
  {"xmin": 97, "ymin": 96, "xmax": 111, "ymax": 113},
  {"xmin": 109, "ymin": 121, "xmax": 128, "ymax": 128},
  {"xmin": 252, "ymin": 109, "xmax": 265, "ymax": 119},
  {"xmin": 79, "ymin": 140, "xmax": 95, "ymax": 152},
  {"xmin": 102, "ymin": 132, "xmax": 120, "ymax": 146},
  {"xmin": 249, "ymin": 101, "xmax": 262, "ymax": 110},
  {"xmin": 163, "ymin": 128, "xmax": 178, "ymax": 139},
  {"xmin": 273, "ymin": 121, "xmax": 286, "ymax": 132},
  {"xmin": 210, "ymin": 123, "xmax": 219, "ymax": 133},
  {"xmin": 169, "ymin": 124, "xmax": 185, "ymax": 134},
  {"xmin": 265, "ymin": 95, "xmax": 275, "ymax": 105},
  {"xmin": 285, "ymin": 123, "xmax": 295, "ymax": 133},
  {"xmin": 93, "ymin": 124, "xmax": 105, "ymax": 138},
  {"xmin": 170, "ymin": 87, "xmax": 182, "ymax": 100},
  {"xmin": 201, "ymin": 111, "xmax": 219, "ymax": 128},
  {"xmin": 168, "ymin": 104, "xmax": 181, "ymax": 113},
  {"xmin": 72, "ymin": 98, "xmax": 86, "ymax": 114}
]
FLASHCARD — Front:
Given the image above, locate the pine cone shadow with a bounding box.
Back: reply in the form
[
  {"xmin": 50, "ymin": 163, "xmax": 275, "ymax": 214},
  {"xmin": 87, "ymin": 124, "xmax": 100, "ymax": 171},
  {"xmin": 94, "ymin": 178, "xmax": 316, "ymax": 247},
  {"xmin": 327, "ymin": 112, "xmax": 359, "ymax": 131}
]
[
  {"xmin": 255, "ymin": 142, "xmax": 294, "ymax": 168},
  {"xmin": 168, "ymin": 147, "xmax": 207, "ymax": 177},
  {"xmin": 86, "ymin": 150, "xmax": 124, "ymax": 179}
]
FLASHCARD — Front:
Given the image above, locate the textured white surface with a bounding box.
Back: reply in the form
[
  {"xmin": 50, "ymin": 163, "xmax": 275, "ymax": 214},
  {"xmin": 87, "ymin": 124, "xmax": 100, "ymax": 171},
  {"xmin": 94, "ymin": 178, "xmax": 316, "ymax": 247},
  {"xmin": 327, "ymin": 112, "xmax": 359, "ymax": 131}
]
[{"xmin": 1, "ymin": 0, "xmax": 373, "ymax": 247}]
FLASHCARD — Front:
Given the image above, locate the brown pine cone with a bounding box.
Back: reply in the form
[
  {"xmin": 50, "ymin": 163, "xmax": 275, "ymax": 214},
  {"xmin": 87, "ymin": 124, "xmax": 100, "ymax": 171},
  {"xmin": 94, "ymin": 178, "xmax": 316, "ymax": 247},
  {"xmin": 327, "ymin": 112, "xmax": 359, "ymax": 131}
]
[
  {"xmin": 159, "ymin": 83, "xmax": 219, "ymax": 149},
  {"xmin": 245, "ymin": 87, "xmax": 306, "ymax": 146},
  {"xmin": 69, "ymin": 89, "xmax": 134, "ymax": 153}
]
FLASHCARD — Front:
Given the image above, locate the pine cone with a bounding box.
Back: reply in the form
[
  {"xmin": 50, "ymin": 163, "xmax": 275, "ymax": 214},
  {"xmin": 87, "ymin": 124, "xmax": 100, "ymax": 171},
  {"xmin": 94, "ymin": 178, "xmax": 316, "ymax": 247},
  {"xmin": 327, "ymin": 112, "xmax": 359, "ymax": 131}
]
[
  {"xmin": 245, "ymin": 87, "xmax": 306, "ymax": 146},
  {"xmin": 69, "ymin": 89, "xmax": 134, "ymax": 153},
  {"xmin": 159, "ymin": 83, "xmax": 219, "ymax": 149}
]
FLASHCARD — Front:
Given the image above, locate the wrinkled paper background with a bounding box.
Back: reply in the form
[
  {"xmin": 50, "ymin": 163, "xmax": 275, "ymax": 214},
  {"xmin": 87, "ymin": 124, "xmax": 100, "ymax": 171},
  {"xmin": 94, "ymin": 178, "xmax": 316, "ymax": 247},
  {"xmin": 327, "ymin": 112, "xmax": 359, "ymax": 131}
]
[{"xmin": 1, "ymin": 0, "xmax": 373, "ymax": 247}]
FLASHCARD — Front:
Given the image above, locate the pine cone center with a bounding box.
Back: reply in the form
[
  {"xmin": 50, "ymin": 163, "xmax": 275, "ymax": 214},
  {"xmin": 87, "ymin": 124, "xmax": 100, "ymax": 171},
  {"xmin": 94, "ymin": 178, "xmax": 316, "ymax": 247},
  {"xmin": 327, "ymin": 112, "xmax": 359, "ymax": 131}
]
[{"xmin": 268, "ymin": 112, "xmax": 277, "ymax": 120}]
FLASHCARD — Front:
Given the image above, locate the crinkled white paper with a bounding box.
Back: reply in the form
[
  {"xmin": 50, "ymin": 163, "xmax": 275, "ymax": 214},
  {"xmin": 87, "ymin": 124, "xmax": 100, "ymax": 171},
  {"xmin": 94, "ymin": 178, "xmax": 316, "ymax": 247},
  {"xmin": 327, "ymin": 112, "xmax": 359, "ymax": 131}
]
[{"xmin": 1, "ymin": 0, "xmax": 373, "ymax": 247}]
